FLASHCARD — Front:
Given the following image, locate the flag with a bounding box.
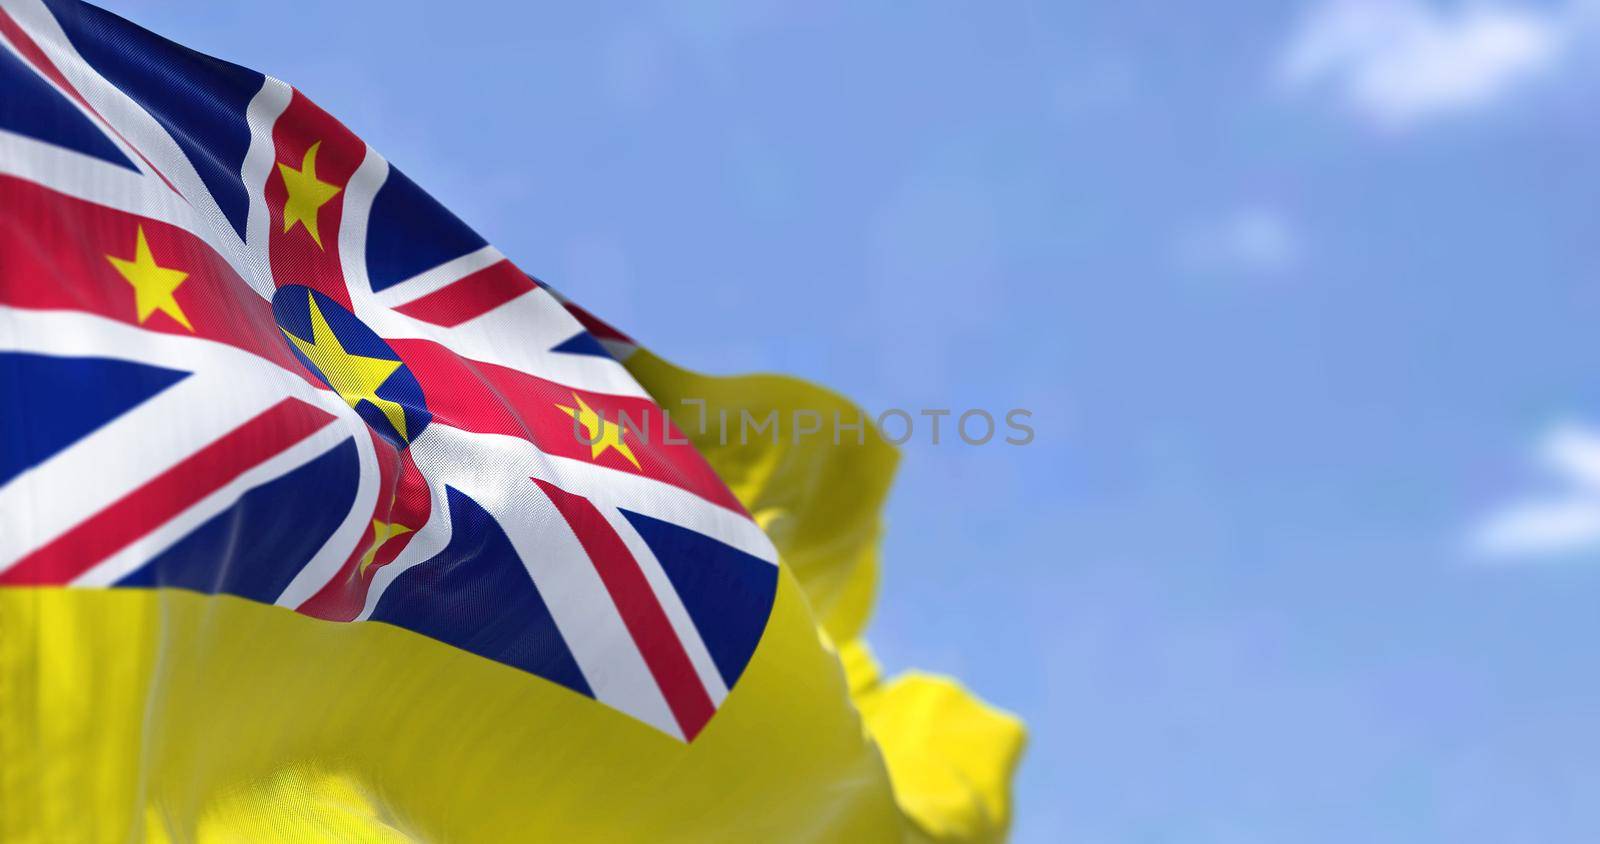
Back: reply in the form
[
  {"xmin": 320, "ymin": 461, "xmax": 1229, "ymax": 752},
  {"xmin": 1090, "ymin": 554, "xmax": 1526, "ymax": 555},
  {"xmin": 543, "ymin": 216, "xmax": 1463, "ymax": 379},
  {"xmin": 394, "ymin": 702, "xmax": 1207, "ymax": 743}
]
[{"xmin": 0, "ymin": 1, "xmax": 1024, "ymax": 840}]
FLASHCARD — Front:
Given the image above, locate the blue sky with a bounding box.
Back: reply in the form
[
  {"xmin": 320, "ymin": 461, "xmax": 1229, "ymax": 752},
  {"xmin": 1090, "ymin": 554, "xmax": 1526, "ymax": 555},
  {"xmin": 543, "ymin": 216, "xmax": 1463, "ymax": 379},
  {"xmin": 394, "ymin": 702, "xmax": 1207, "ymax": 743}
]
[{"xmin": 104, "ymin": 1, "xmax": 1600, "ymax": 840}]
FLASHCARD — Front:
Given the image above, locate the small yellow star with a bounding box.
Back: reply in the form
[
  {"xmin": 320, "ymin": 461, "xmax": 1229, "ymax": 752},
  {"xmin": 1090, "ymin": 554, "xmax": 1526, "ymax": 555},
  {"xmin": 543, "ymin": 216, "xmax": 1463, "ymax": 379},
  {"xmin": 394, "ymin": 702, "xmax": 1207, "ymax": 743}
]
[
  {"xmin": 358, "ymin": 518, "xmax": 412, "ymax": 577},
  {"xmin": 282, "ymin": 290, "xmax": 410, "ymax": 439},
  {"xmin": 557, "ymin": 392, "xmax": 640, "ymax": 469},
  {"xmin": 106, "ymin": 225, "xmax": 192, "ymax": 331},
  {"xmin": 277, "ymin": 140, "xmax": 341, "ymax": 249}
]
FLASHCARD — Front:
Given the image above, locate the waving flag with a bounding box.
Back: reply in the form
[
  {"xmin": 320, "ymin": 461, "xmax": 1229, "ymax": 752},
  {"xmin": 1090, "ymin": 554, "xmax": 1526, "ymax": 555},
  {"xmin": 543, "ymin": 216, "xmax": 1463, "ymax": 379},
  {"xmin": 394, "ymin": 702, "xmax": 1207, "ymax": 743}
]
[{"xmin": 0, "ymin": 1, "xmax": 1023, "ymax": 841}]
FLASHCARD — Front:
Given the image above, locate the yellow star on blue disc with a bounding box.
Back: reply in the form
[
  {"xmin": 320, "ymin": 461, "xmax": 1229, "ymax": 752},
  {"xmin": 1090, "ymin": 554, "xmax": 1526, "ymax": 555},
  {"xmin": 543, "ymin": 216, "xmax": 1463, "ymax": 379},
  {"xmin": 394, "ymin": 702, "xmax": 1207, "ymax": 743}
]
[{"xmin": 283, "ymin": 290, "xmax": 409, "ymax": 439}]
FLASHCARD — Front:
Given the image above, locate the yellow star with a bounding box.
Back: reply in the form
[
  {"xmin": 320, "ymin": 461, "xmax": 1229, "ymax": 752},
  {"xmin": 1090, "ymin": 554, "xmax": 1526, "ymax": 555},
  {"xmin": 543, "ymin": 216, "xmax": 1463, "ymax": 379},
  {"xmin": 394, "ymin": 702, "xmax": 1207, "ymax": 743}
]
[
  {"xmin": 358, "ymin": 518, "xmax": 412, "ymax": 577},
  {"xmin": 557, "ymin": 392, "xmax": 640, "ymax": 469},
  {"xmin": 283, "ymin": 291, "xmax": 410, "ymax": 439},
  {"xmin": 106, "ymin": 225, "xmax": 192, "ymax": 331},
  {"xmin": 277, "ymin": 140, "xmax": 341, "ymax": 249}
]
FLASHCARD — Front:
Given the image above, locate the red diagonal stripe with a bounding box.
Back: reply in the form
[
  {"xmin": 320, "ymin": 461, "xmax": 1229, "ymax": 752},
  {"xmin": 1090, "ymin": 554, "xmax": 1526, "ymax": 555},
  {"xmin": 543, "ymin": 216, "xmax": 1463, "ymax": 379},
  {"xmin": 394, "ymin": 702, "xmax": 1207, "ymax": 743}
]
[
  {"xmin": 0, "ymin": 8, "xmax": 181, "ymax": 195},
  {"xmin": 533, "ymin": 478, "xmax": 715, "ymax": 740},
  {"xmin": 0, "ymin": 397, "xmax": 337, "ymax": 585},
  {"xmin": 392, "ymin": 259, "xmax": 534, "ymax": 327},
  {"xmin": 560, "ymin": 300, "xmax": 633, "ymax": 344}
]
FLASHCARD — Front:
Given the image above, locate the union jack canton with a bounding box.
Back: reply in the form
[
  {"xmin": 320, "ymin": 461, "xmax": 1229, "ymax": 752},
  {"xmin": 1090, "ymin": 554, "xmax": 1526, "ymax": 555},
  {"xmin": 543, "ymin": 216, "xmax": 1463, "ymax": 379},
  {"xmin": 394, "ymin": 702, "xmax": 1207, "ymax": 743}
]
[{"xmin": 0, "ymin": 0, "xmax": 778, "ymax": 741}]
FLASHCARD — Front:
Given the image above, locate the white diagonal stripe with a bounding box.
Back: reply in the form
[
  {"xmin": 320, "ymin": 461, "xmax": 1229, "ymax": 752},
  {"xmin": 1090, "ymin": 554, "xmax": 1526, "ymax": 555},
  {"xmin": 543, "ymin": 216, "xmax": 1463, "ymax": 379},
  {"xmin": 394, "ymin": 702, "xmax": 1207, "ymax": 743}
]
[{"xmin": 356, "ymin": 423, "xmax": 681, "ymax": 738}]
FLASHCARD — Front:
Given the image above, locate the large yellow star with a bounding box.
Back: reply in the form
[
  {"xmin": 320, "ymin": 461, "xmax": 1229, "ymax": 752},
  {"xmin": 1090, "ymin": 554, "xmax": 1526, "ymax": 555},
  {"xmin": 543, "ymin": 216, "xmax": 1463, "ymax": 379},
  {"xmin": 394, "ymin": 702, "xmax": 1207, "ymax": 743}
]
[
  {"xmin": 358, "ymin": 518, "xmax": 412, "ymax": 577},
  {"xmin": 106, "ymin": 225, "xmax": 192, "ymax": 331},
  {"xmin": 557, "ymin": 392, "xmax": 640, "ymax": 468},
  {"xmin": 277, "ymin": 140, "xmax": 341, "ymax": 249},
  {"xmin": 283, "ymin": 291, "xmax": 410, "ymax": 439}
]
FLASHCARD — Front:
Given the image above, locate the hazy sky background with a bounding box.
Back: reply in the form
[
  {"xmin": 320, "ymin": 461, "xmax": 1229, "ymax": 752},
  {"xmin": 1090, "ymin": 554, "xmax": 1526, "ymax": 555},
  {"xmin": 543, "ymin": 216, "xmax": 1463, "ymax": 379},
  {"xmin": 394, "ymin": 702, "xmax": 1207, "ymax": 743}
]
[{"xmin": 99, "ymin": 1, "xmax": 1600, "ymax": 840}]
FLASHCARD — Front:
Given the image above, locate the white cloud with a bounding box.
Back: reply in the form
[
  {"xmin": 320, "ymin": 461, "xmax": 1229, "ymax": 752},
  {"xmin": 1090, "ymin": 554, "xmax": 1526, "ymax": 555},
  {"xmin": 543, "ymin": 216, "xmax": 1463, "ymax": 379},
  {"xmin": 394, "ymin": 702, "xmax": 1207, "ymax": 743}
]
[
  {"xmin": 1280, "ymin": 0, "xmax": 1584, "ymax": 128},
  {"xmin": 1470, "ymin": 423, "xmax": 1600, "ymax": 559},
  {"xmin": 1175, "ymin": 207, "xmax": 1300, "ymax": 276}
]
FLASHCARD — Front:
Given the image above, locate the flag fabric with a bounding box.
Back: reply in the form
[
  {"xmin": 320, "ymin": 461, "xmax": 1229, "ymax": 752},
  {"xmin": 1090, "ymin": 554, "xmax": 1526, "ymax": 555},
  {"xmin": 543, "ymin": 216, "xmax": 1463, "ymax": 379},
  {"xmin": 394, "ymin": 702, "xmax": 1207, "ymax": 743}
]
[{"xmin": 0, "ymin": 1, "xmax": 1024, "ymax": 841}]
